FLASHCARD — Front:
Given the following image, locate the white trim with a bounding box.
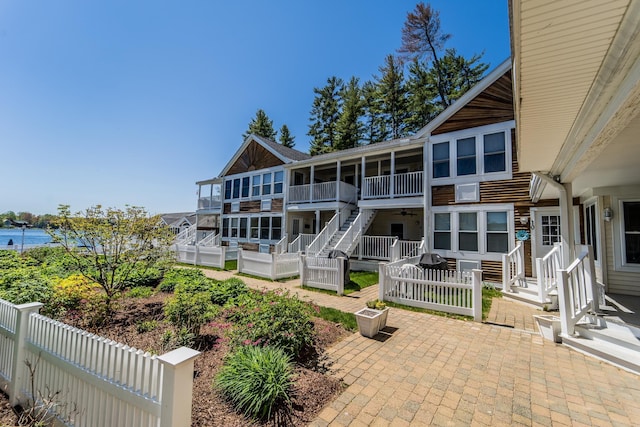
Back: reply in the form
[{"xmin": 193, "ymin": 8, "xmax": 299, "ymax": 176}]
[
  {"xmin": 583, "ymin": 197, "xmax": 601, "ymax": 268},
  {"xmin": 223, "ymin": 166, "xmax": 285, "ymax": 202},
  {"xmin": 613, "ymin": 196, "xmax": 640, "ymax": 273}
]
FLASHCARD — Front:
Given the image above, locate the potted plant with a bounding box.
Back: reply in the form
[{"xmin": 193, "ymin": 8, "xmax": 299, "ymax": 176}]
[
  {"xmin": 533, "ymin": 314, "xmax": 562, "ymax": 343},
  {"xmin": 355, "ymin": 300, "xmax": 389, "ymax": 338}
]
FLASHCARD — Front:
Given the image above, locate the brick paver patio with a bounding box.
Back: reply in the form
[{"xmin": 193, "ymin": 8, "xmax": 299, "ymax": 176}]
[{"xmin": 202, "ymin": 268, "xmax": 640, "ymax": 426}]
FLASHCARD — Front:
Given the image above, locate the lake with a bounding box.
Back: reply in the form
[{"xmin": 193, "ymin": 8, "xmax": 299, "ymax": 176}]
[{"xmin": 0, "ymin": 228, "xmax": 53, "ymax": 246}]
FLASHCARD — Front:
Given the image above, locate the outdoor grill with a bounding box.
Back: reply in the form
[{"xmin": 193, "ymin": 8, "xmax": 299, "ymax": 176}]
[{"xmin": 418, "ymin": 253, "xmax": 449, "ymax": 271}]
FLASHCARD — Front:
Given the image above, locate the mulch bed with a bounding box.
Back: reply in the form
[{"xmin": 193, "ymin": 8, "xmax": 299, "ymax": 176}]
[{"xmin": 0, "ymin": 292, "xmax": 350, "ymax": 426}]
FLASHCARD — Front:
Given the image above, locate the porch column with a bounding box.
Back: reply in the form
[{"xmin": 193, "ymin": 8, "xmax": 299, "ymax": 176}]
[
  {"xmin": 361, "ymin": 156, "xmax": 366, "ymax": 197},
  {"xmin": 423, "ymin": 144, "xmax": 429, "ymax": 249},
  {"xmin": 310, "ymin": 165, "xmax": 315, "ymax": 203},
  {"xmin": 336, "ymin": 160, "xmax": 341, "ymax": 203},
  {"xmin": 355, "ymin": 163, "xmax": 359, "ymax": 192},
  {"xmin": 390, "ymin": 151, "xmax": 395, "ymax": 198},
  {"xmin": 315, "ymin": 210, "xmax": 321, "ymax": 234}
]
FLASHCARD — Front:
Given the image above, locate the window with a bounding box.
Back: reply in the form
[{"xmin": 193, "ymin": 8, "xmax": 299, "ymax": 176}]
[
  {"xmin": 486, "ymin": 212, "xmax": 508, "ymax": 253},
  {"xmin": 241, "ymin": 177, "xmax": 250, "ymax": 198},
  {"xmin": 541, "ymin": 215, "xmax": 561, "ymax": 246},
  {"xmin": 250, "ymin": 218, "xmax": 259, "ymax": 239},
  {"xmin": 459, "ymin": 212, "xmax": 478, "ymax": 251},
  {"xmin": 239, "ymin": 218, "xmax": 247, "ymax": 239},
  {"xmin": 585, "ymin": 204, "xmax": 598, "ymax": 261},
  {"xmin": 434, "ymin": 213, "xmax": 451, "ymax": 250},
  {"xmin": 252, "ymin": 175, "xmax": 261, "ymax": 196},
  {"xmin": 484, "ymin": 132, "xmax": 506, "ymax": 173},
  {"xmin": 260, "ymin": 217, "xmax": 270, "ymax": 240},
  {"xmin": 457, "ymin": 137, "xmax": 476, "ymax": 176},
  {"xmin": 433, "ymin": 142, "xmax": 450, "ymax": 178},
  {"xmin": 271, "ymin": 217, "xmax": 282, "ymax": 240},
  {"xmin": 623, "ymin": 202, "xmax": 640, "ymax": 264},
  {"xmin": 222, "ymin": 218, "xmax": 229, "ymax": 238},
  {"xmin": 231, "ymin": 217, "xmax": 238, "ymax": 238},
  {"xmin": 224, "ymin": 180, "xmax": 232, "ymax": 200},
  {"xmin": 232, "ymin": 178, "xmax": 240, "ymax": 199},
  {"xmin": 262, "ymin": 173, "xmax": 272, "ymax": 195},
  {"xmin": 274, "ymin": 171, "xmax": 284, "ymax": 194}
]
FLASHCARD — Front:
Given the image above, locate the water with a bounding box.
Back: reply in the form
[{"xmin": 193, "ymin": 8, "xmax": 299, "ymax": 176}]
[{"xmin": 0, "ymin": 228, "xmax": 52, "ymax": 246}]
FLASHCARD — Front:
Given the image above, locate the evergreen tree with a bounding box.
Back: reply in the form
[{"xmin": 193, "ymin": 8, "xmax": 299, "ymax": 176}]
[
  {"xmin": 361, "ymin": 81, "xmax": 388, "ymax": 144},
  {"xmin": 243, "ymin": 109, "xmax": 277, "ymax": 141},
  {"xmin": 278, "ymin": 124, "xmax": 295, "ymax": 148},
  {"xmin": 308, "ymin": 76, "xmax": 344, "ymax": 155},
  {"xmin": 432, "ymin": 49, "xmax": 488, "ymax": 105},
  {"xmin": 335, "ymin": 77, "xmax": 364, "ymax": 151},
  {"xmin": 405, "ymin": 59, "xmax": 439, "ymax": 134},
  {"xmin": 376, "ymin": 55, "xmax": 409, "ymax": 140}
]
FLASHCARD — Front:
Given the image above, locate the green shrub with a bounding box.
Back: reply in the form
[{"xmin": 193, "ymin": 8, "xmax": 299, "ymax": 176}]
[
  {"xmin": 228, "ymin": 290, "xmax": 315, "ymax": 357},
  {"xmin": 0, "ymin": 266, "xmax": 54, "ymax": 305},
  {"xmin": 0, "ymin": 250, "xmax": 21, "ymax": 270},
  {"xmin": 123, "ymin": 266, "xmax": 163, "ymax": 288},
  {"xmin": 136, "ymin": 320, "xmax": 158, "ymax": 333},
  {"xmin": 127, "ymin": 286, "xmax": 154, "ymax": 299},
  {"xmin": 210, "ymin": 277, "xmax": 248, "ymax": 305},
  {"xmin": 158, "ymin": 268, "xmax": 206, "ymax": 293},
  {"xmin": 216, "ymin": 345, "xmax": 293, "ymax": 420},
  {"xmin": 164, "ymin": 280, "xmax": 218, "ymax": 336}
]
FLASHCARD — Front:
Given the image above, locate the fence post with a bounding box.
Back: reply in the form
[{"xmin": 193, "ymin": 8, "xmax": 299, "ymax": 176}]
[
  {"xmin": 378, "ymin": 262, "xmax": 386, "ymax": 302},
  {"xmin": 299, "ymin": 255, "xmax": 306, "ymax": 286},
  {"xmin": 237, "ymin": 248, "xmax": 244, "ymax": 274},
  {"xmin": 536, "ymin": 257, "xmax": 546, "ymax": 303},
  {"xmin": 337, "ymin": 257, "xmax": 344, "ymax": 296},
  {"xmin": 557, "ymin": 269, "xmax": 572, "ymax": 336},
  {"xmin": 584, "ymin": 245, "xmax": 601, "ymax": 314},
  {"xmin": 158, "ymin": 346, "xmax": 201, "ymax": 427},
  {"xmin": 219, "ymin": 246, "xmax": 226, "ymax": 269},
  {"xmin": 9, "ymin": 302, "xmax": 43, "ymax": 406},
  {"xmin": 472, "ymin": 269, "xmax": 482, "ymax": 322},
  {"xmin": 194, "ymin": 244, "xmax": 199, "ymax": 266},
  {"xmin": 501, "ymin": 253, "xmax": 511, "ymax": 293},
  {"xmin": 271, "ymin": 253, "xmax": 277, "ymax": 280},
  {"xmin": 390, "ymin": 239, "xmax": 400, "ymax": 262}
]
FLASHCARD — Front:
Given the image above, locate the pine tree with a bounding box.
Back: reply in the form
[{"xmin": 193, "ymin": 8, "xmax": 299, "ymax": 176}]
[
  {"xmin": 243, "ymin": 109, "xmax": 277, "ymax": 141},
  {"xmin": 376, "ymin": 55, "xmax": 409, "ymax": 140},
  {"xmin": 361, "ymin": 81, "xmax": 388, "ymax": 144},
  {"xmin": 278, "ymin": 124, "xmax": 295, "ymax": 148},
  {"xmin": 335, "ymin": 77, "xmax": 364, "ymax": 151},
  {"xmin": 308, "ymin": 76, "xmax": 344, "ymax": 155},
  {"xmin": 405, "ymin": 59, "xmax": 439, "ymax": 134},
  {"xmin": 433, "ymin": 49, "xmax": 488, "ymax": 105}
]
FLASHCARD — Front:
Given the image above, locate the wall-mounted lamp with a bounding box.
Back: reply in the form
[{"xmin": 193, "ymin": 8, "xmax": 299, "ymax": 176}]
[
  {"xmin": 519, "ymin": 216, "xmax": 530, "ymax": 225},
  {"xmin": 604, "ymin": 207, "xmax": 613, "ymax": 222}
]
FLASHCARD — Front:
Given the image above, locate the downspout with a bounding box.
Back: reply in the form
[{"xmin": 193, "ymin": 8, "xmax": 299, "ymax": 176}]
[{"xmin": 532, "ymin": 172, "xmax": 574, "ymax": 267}]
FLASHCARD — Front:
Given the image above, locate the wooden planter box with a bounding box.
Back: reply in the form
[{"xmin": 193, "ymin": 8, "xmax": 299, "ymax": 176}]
[
  {"xmin": 355, "ymin": 307, "xmax": 389, "ymax": 338},
  {"xmin": 533, "ymin": 315, "xmax": 562, "ymax": 343}
]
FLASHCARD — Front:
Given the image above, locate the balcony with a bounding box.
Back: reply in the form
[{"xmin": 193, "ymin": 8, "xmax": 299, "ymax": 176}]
[
  {"xmin": 197, "ymin": 195, "xmax": 222, "ymax": 211},
  {"xmin": 362, "ymin": 171, "xmax": 423, "ymax": 199},
  {"xmin": 288, "ymin": 181, "xmax": 358, "ymax": 204}
]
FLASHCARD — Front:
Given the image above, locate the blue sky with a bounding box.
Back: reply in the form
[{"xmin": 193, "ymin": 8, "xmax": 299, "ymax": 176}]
[{"xmin": 0, "ymin": 1, "xmax": 510, "ymax": 215}]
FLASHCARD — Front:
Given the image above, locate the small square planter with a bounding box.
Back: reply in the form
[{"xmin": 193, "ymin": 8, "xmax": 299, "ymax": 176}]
[
  {"xmin": 355, "ymin": 308, "xmax": 386, "ymax": 338},
  {"xmin": 533, "ymin": 315, "xmax": 562, "ymax": 343}
]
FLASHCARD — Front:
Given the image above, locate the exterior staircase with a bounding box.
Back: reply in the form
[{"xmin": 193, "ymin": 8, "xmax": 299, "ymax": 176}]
[
  {"xmin": 318, "ymin": 210, "xmax": 359, "ymax": 257},
  {"xmin": 175, "ymin": 224, "xmax": 197, "ymax": 245},
  {"xmin": 316, "ymin": 209, "xmax": 376, "ymax": 257},
  {"xmin": 502, "ymin": 279, "xmax": 558, "ymax": 309}
]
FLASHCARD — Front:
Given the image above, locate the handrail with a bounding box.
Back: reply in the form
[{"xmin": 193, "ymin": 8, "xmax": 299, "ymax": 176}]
[
  {"xmin": 306, "ymin": 212, "xmax": 340, "ymax": 256},
  {"xmin": 175, "ymin": 224, "xmax": 197, "ymax": 245},
  {"xmin": 274, "ymin": 234, "xmax": 288, "ymax": 254},
  {"xmin": 288, "ymin": 234, "xmax": 316, "ymax": 253},
  {"xmin": 198, "ymin": 232, "xmax": 220, "ymax": 247},
  {"xmin": 535, "ymin": 242, "xmax": 561, "ymax": 303},
  {"xmin": 334, "ymin": 209, "xmax": 376, "ymax": 256},
  {"xmin": 502, "ymin": 242, "xmax": 524, "ymax": 292}
]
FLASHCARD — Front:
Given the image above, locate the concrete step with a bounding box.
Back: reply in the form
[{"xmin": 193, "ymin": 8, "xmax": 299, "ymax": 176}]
[
  {"xmin": 574, "ymin": 319, "xmax": 640, "ymax": 351},
  {"xmin": 562, "ymin": 333, "xmax": 640, "ymax": 375}
]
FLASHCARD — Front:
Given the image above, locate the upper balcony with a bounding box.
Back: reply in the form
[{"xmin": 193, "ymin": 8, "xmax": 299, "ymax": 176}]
[
  {"xmin": 196, "ymin": 179, "xmax": 222, "ymax": 213},
  {"xmin": 361, "ymin": 170, "xmax": 423, "ymax": 199},
  {"xmin": 288, "ymin": 181, "xmax": 358, "ymax": 204}
]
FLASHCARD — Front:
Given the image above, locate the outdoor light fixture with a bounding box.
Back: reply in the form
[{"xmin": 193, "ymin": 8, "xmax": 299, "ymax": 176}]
[
  {"xmin": 604, "ymin": 207, "xmax": 613, "ymax": 222},
  {"xmin": 520, "ymin": 216, "xmax": 530, "ymax": 225}
]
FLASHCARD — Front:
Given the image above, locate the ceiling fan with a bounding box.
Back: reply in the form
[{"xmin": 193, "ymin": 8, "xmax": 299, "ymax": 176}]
[{"xmin": 394, "ymin": 209, "xmax": 418, "ymax": 217}]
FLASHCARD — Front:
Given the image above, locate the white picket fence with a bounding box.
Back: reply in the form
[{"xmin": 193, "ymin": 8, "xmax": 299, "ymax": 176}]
[
  {"xmin": 173, "ymin": 244, "xmax": 226, "ymax": 269},
  {"xmin": 0, "ymin": 298, "xmax": 199, "ymax": 427},
  {"xmin": 237, "ymin": 249, "xmax": 299, "ymax": 280},
  {"xmin": 299, "ymin": 255, "xmax": 346, "ymax": 295},
  {"xmin": 379, "ymin": 258, "xmax": 483, "ymax": 321}
]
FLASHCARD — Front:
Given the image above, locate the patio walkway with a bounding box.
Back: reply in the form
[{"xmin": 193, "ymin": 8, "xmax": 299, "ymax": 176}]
[{"xmin": 202, "ymin": 269, "xmax": 640, "ymax": 426}]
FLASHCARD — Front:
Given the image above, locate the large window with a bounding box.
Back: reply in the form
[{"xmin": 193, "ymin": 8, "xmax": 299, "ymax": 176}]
[
  {"xmin": 250, "ymin": 218, "xmax": 259, "ymax": 239},
  {"xmin": 623, "ymin": 202, "xmax": 640, "ymax": 264},
  {"xmin": 224, "ymin": 168, "xmax": 284, "ymax": 200},
  {"xmin": 224, "ymin": 181, "xmax": 232, "ymax": 200},
  {"xmin": 459, "ymin": 212, "xmax": 478, "ymax": 251},
  {"xmin": 232, "ymin": 178, "xmax": 240, "ymax": 199},
  {"xmin": 241, "ymin": 177, "xmax": 250, "ymax": 198},
  {"xmin": 274, "ymin": 171, "xmax": 284, "ymax": 194},
  {"xmin": 262, "ymin": 173, "xmax": 272, "ymax": 195},
  {"xmin": 433, "ymin": 142, "xmax": 450, "ymax": 178},
  {"xmin": 434, "ymin": 213, "xmax": 451, "ymax": 250},
  {"xmin": 486, "ymin": 212, "xmax": 508, "ymax": 253},
  {"xmin": 224, "ymin": 215, "xmax": 282, "ymax": 242},
  {"xmin": 483, "ymin": 132, "xmax": 506, "ymax": 173},
  {"xmin": 252, "ymin": 175, "xmax": 261, "ymax": 196},
  {"xmin": 456, "ymin": 137, "xmax": 476, "ymax": 176},
  {"xmin": 541, "ymin": 215, "xmax": 561, "ymax": 246}
]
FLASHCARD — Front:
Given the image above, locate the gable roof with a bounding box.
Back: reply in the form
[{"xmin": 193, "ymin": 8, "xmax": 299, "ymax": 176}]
[
  {"xmin": 413, "ymin": 59, "xmax": 513, "ymax": 138},
  {"xmin": 219, "ymin": 134, "xmax": 311, "ymax": 177}
]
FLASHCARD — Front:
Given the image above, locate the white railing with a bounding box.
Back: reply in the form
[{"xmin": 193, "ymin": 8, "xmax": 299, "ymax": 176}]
[
  {"xmin": 306, "ymin": 212, "xmax": 340, "ymax": 256},
  {"xmin": 333, "ymin": 209, "xmax": 375, "ymax": 256},
  {"xmin": 299, "ymin": 255, "xmax": 345, "ymax": 295},
  {"xmin": 174, "ymin": 224, "xmax": 197, "ymax": 245},
  {"xmin": 390, "ymin": 239, "xmax": 425, "ymax": 261},
  {"xmin": 198, "ymin": 232, "xmax": 220, "ymax": 247},
  {"xmin": 288, "ymin": 234, "xmax": 316, "ymax": 253},
  {"xmin": 557, "ymin": 245, "xmax": 600, "ymax": 336},
  {"xmin": 362, "ymin": 171, "xmax": 423, "ymax": 199},
  {"xmin": 0, "ymin": 299, "xmax": 199, "ymax": 427},
  {"xmin": 354, "ymin": 235, "xmax": 397, "ymax": 260},
  {"xmin": 379, "ymin": 258, "xmax": 482, "ymax": 321},
  {"xmin": 174, "ymin": 244, "xmax": 226, "ymax": 269},
  {"xmin": 288, "ymin": 181, "xmax": 358, "ymax": 204},
  {"xmin": 502, "ymin": 242, "xmax": 525, "ymax": 292},
  {"xmin": 237, "ymin": 249, "xmax": 299, "ymax": 280},
  {"xmin": 274, "ymin": 234, "xmax": 288, "ymax": 254},
  {"xmin": 536, "ymin": 242, "xmax": 562, "ymax": 303},
  {"xmin": 197, "ymin": 195, "xmax": 221, "ymax": 210}
]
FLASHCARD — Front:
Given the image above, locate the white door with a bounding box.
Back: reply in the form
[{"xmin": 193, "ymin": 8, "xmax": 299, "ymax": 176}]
[{"xmin": 532, "ymin": 208, "xmax": 562, "ymax": 275}]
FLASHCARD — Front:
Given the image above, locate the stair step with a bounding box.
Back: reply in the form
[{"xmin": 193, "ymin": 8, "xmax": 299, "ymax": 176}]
[
  {"xmin": 562, "ymin": 334, "xmax": 640, "ymax": 375},
  {"xmin": 574, "ymin": 321, "xmax": 640, "ymax": 351}
]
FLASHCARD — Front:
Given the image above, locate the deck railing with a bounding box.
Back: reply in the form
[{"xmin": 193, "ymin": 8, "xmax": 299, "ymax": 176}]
[
  {"xmin": 362, "ymin": 171, "xmax": 423, "ymax": 199},
  {"xmin": 274, "ymin": 234, "xmax": 288, "ymax": 254},
  {"xmin": 535, "ymin": 242, "xmax": 562, "ymax": 303},
  {"xmin": 288, "ymin": 181, "xmax": 358, "ymax": 204},
  {"xmin": 0, "ymin": 298, "xmax": 199, "ymax": 427},
  {"xmin": 197, "ymin": 195, "xmax": 221, "ymax": 210},
  {"xmin": 354, "ymin": 236, "xmax": 396, "ymax": 260},
  {"xmin": 306, "ymin": 212, "xmax": 340, "ymax": 256},
  {"xmin": 557, "ymin": 245, "xmax": 600, "ymax": 336},
  {"xmin": 379, "ymin": 258, "xmax": 482, "ymax": 321},
  {"xmin": 333, "ymin": 209, "xmax": 375, "ymax": 256},
  {"xmin": 288, "ymin": 234, "xmax": 316, "ymax": 253},
  {"xmin": 198, "ymin": 232, "xmax": 220, "ymax": 247},
  {"xmin": 502, "ymin": 242, "xmax": 524, "ymax": 292},
  {"xmin": 175, "ymin": 224, "xmax": 197, "ymax": 245}
]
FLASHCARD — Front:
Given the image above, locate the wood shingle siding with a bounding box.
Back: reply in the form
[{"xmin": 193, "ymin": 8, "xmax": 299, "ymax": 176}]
[
  {"xmin": 432, "ymin": 72, "xmax": 514, "ymax": 135},
  {"xmin": 223, "ymin": 199, "xmax": 284, "ymax": 214},
  {"xmin": 226, "ymin": 140, "xmax": 284, "ymax": 175}
]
